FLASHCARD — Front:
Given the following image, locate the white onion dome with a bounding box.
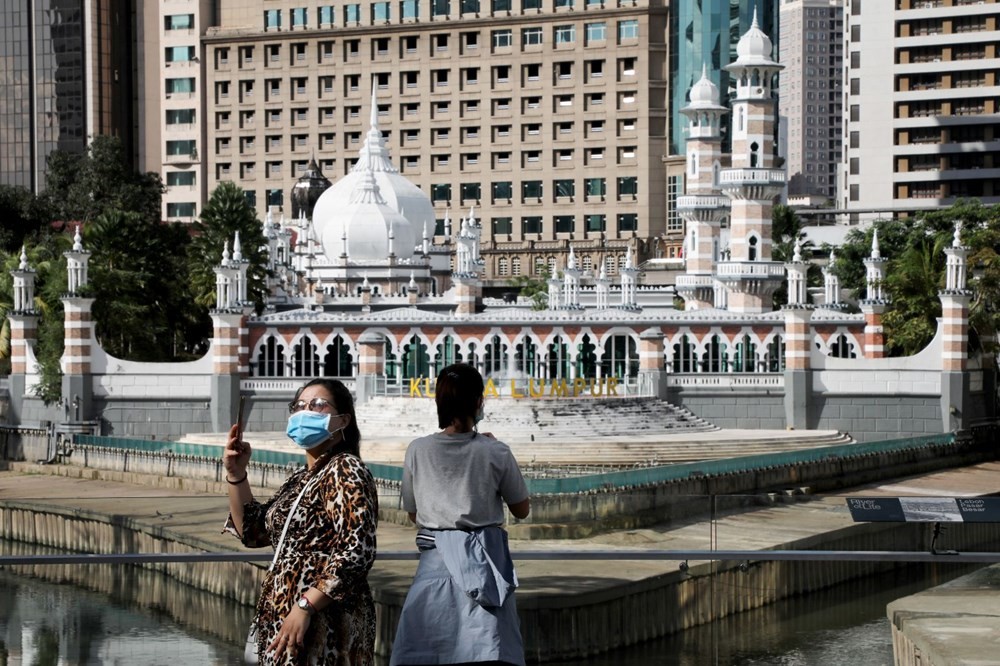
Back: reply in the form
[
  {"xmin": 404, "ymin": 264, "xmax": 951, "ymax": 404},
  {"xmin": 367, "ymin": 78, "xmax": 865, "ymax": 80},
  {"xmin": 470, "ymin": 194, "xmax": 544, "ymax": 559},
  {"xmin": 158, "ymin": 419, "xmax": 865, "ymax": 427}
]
[
  {"xmin": 311, "ymin": 91, "xmax": 433, "ymax": 261},
  {"xmin": 688, "ymin": 67, "xmax": 721, "ymax": 107},
  {"xmin": 733, "ymin": 9, "xmax": 777, "ymax": 66},
  {"xmin": 319, "ymin": 166, "xmax": 417, "ymax": 262}
]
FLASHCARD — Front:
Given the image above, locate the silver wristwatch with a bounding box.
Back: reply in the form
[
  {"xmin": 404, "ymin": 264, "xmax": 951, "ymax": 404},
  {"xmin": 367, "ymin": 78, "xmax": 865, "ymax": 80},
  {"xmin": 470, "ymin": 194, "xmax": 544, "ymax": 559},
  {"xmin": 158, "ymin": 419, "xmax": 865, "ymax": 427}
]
[{"xmin": 297, "ymin": 597, "xmax": 316, "ymax": 616}]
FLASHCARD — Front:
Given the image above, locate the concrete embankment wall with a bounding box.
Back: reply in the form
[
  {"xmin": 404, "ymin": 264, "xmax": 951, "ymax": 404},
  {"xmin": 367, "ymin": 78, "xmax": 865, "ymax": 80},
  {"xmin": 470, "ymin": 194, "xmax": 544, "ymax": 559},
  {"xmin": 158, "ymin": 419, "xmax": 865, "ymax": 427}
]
[{"xmin": 4, "ymin": 492, "xmax": 1000, "ymax": 662}]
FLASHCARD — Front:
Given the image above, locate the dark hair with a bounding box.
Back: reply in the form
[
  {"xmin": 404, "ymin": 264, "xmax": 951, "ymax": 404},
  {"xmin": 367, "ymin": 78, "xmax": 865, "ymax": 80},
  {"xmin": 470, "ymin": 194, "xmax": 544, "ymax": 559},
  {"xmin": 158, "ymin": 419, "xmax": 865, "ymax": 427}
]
[
  {"xmin": 435, "ymin": 363, "xmax": 484, "ymax": 430},
  {"xmin": 294, "ymin": 378, "xmax": 362, "ymax": 458}
]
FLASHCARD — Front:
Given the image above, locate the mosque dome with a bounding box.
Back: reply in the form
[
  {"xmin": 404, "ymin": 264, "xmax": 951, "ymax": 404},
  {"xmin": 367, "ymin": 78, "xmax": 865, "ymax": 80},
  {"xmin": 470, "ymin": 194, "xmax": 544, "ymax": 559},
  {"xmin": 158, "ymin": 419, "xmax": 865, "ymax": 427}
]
[
  {"xmin": 311, "ymin": 93, "xmax": 434, "ymax": 262},
  {"xmin": 290, "ymin": 159, "xmax": 332, "ymax": 221},
  {"xmin": 319, "ymin": 166, "xmax": 417, "ymax": 263},
  {"xmin": 734, "ymin": 9, "xmax": 776, "ymax": 66},
  {"xmin": 687, "ymin": 66, "xmax": 723, "ymax": 108}
]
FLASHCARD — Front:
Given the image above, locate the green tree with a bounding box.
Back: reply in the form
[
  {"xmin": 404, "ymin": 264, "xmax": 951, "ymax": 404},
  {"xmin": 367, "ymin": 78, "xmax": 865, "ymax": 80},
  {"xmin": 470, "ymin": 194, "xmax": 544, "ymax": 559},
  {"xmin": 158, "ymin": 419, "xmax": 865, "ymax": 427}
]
[
  {"xmin": 508, "ymin": 268, "xmax": 552, "ymax": 310},
  {"xmin": 881, "ymin": 229, "xmax": 949, "ymax": 356},
  {"xmin": 0, "ymin": 185, "xmax": 51, "ymax": 252},
  {"xmin": 85, "ymin": 211, "xmax": 207, "ymax": 361},
  {"xmin": 771, "ymin": 205, "xmax": 822, "ymax": 308},
  {"xmin": 188, "ymin": 182, "xmax": 270, "ymax": 312},
  {"xmin": 43, "ymin": 136, "xmax": 164, "ymax": 224}
]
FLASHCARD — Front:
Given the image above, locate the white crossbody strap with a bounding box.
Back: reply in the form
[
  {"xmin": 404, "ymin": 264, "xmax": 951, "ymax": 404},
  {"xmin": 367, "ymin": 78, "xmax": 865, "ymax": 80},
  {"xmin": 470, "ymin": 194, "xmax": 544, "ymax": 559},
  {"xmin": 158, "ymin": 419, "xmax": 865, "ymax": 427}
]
[{"xmin": 267, "ymin": 468, "xmax": 324, "ymax": 572}]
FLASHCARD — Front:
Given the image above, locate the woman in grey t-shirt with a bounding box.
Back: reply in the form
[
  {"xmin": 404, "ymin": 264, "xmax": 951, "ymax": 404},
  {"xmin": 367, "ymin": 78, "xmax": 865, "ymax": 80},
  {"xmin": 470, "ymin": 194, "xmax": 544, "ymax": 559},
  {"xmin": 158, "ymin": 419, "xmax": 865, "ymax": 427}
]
[{"xmin": 390, "ymin": 364, "xmax": 530, "ymax": 666}]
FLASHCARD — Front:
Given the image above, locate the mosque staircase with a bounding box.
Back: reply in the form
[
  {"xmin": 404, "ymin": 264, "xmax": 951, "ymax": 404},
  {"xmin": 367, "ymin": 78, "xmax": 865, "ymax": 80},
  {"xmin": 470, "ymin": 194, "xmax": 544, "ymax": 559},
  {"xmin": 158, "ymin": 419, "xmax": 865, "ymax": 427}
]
[{"xmin": 354, "ymin": 397, "xmax": 854, "ymax": 465}]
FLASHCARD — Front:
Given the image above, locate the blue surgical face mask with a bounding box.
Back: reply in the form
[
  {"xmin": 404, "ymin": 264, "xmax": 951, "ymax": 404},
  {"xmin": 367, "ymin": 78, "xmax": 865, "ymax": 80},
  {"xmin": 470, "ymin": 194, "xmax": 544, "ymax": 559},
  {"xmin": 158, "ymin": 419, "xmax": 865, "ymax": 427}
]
[
  {"xmin": 286, "ymin": 411, "xmax": 333, "ymax": 449},
  {"xmin": 474, "ymin": 404, "xmax": 485, "ymax": 425}
]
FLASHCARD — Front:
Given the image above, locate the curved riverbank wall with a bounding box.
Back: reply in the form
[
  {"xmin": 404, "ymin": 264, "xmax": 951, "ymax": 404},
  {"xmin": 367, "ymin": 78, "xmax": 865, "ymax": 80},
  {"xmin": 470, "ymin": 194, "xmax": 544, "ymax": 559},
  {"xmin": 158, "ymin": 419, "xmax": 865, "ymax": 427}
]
[
  {"xmin": 6, "ymin": 429, "xmax": 995, "ymax": 539},
  {"xmin": 3, "ymin": 481, "xmax": 1000, "ymax": 662}
]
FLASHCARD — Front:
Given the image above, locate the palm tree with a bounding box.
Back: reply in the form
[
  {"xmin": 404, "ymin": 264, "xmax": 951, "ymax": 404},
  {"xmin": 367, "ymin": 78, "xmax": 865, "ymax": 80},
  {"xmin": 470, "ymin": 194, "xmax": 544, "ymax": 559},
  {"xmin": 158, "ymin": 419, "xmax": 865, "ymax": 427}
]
[{"xmin": 188, "ymin": 182, "xmax": 270, "ymax": 313}]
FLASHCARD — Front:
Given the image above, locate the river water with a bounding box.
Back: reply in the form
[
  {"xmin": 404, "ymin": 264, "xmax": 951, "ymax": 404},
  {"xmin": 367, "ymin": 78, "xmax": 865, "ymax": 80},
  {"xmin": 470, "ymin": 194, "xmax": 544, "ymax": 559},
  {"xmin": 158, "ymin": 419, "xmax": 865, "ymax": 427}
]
[{"xmin": 0, "ymin": 547, "xmax": 978, "ymax": 666}]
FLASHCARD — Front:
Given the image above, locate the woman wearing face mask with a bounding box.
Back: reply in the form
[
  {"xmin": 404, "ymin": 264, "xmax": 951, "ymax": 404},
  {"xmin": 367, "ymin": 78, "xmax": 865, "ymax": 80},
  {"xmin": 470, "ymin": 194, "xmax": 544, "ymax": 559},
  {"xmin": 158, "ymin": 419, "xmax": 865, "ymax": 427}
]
[
  {"xmin": 390, "ymin": 363, "xmax": 530, "ymax": 666},
  {"xmin": 223, "ymin": 378, "xmax": 378, "ymax": 665}
]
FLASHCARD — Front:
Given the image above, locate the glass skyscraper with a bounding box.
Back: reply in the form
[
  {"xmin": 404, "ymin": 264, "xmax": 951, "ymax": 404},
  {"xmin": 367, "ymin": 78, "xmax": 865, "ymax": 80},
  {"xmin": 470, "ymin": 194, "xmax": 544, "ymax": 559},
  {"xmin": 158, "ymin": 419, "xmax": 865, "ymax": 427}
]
[
  {"xmin": 669, "ymin": 0, "xmax": 777, "ymax": 155},
  {"xmin": 0, "ymin": 0, "xmax": 135, "ymax": 193}
]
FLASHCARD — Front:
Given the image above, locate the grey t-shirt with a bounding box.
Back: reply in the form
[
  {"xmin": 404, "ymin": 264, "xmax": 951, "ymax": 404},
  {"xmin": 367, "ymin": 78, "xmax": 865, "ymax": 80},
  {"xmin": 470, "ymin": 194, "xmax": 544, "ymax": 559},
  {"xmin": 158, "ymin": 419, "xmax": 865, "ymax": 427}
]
[{"xmin": 401, "ymin": 431, "xmax": 529, "ymax": 530}]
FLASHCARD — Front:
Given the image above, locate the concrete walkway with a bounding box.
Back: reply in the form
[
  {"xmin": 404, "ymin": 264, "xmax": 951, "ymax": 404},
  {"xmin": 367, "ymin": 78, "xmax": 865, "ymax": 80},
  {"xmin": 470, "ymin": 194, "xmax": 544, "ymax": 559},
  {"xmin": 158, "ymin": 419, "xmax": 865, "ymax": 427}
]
[{"xmin": 2, "ymin": 459, "xmax": 998, "ymax": 594}]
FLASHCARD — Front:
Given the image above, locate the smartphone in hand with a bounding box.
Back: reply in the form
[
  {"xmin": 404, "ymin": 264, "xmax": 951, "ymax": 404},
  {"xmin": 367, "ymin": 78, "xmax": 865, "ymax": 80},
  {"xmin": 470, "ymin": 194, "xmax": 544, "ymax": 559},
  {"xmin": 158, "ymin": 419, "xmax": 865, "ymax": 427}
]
[{"xmin": 236, "ymin": 395, "xmax": 246, "ymax": 443}]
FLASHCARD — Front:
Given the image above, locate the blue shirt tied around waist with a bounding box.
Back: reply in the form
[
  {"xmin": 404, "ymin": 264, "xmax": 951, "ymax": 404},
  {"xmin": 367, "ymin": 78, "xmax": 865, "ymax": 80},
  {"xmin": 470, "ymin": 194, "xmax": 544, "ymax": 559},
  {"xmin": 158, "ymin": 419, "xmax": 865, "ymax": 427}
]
[{"xmin": 390, "ymin": 526, "xmax": 525, "ymax": 666}]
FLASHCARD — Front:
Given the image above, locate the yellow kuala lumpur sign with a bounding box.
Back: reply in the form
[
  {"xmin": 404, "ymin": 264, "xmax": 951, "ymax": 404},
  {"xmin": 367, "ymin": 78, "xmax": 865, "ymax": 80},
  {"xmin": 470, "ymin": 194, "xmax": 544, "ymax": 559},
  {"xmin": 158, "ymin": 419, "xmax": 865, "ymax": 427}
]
[{"xmin": 408, "ymin": 376, "xmax": 621, "ymax": 398}]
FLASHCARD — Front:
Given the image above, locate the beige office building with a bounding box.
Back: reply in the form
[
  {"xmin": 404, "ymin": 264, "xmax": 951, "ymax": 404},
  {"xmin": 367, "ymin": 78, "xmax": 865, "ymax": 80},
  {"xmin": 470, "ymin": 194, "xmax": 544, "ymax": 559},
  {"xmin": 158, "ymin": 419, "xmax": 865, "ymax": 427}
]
[
  {"xmin": 777, "ymin": 0, "xmax": 844, "ymax": 203},
  {"xmin": 148, "ymin": 0, "xmax": 672, "ymax": 286},
  {"xmin": 841, "ymin": 0, "xmax": 1000, "ymax": 216}
]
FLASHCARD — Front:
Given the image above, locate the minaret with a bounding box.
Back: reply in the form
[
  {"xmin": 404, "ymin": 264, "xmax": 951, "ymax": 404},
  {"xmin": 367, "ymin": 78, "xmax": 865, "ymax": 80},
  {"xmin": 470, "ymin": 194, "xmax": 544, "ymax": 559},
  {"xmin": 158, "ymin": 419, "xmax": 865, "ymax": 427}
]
[
  {"xmin": 782, "ymin": 237, "xmax": 813, "ymax": 430},
  {"xmin": 8, "ymin": 247, "xmax": 39, "ymax": 424},
  {"xmin": 594, "ymin": 261, "xmax": 611, "ymax": 309},
  {"xmin": 823, "ymin": 249, "xmax": 842, "ymax": 309},
  {"xmin": 860, "ymin": 228, "xmax": 888, "ymax": 358},
  {"xmin": 676, "ymin": 65, "xmax": 730, "ymax": 310},
  {"xmin": 717, "ymin": 10, "xmax": 786, "ymax": 313},
  {"xmin": 619, "ymin": 246, "xmax": 640, "ymax": 310},
  {"xmin": 210, "ymin": 238, "xmax": 254, "ymax": 432},
  {"xmin": 940, "ymin": 221, "xmax": 973, "ymax": 432},
  {"xmin": 562, "ymin": 246, "xmax": 582, "ymax": 309},
  {"xmin": 62, "ymin": 226, "xmax": 95, "ymax": 421}
]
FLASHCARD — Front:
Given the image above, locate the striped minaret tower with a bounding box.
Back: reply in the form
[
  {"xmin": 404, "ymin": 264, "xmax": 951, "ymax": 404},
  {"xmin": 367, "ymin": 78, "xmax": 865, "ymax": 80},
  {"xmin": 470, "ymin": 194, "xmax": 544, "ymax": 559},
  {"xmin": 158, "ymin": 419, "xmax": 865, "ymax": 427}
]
[
  {"xmin": 355, "ymin": 331, "xmax": 386, "ymax": 404},
  {"xmin": 675, "ymin": 65, "xmax": 730, "ymax": 310},
  {"xmin": 783, "ymin": 238, "xmax": 813, "ymax": 430},
  {"xmin": 8, "ymin": 247, "xmax": 38, "ymax": 424},
  {"xmin": 210, "ymin": 234, "xmax": 253, "ymax": 432},
  {"xmin": 62, "ymin": 225, "xmax": 95, "ymax": 421},
  {"xmin": 940, "ymin": 221, "xmax": 972, "ymax": 432},
  {"xmin": 562, "ymin": 246, "xmax": 582, "ymax": 310},
  {"xmin": 860, "ymin": 228, "xmax": 888, "ymax": 358},
  {"xmin": 717, "ymin": 10, "xmax": 786, "ymax": 313}
]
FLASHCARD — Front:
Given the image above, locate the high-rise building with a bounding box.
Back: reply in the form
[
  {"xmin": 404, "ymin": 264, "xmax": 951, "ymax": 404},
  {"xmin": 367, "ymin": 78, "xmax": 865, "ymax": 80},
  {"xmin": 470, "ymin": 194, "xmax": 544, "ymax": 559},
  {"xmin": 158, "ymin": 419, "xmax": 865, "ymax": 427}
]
[
  {"xmin": 0, "ymin": 0, "xmax": 137, "ymax": 193},
  {"xmin": 777, "ymin": 0, "xmax": 843, "ymax": 203},
  {"xmin": 182, "ymin": 0, "xmax": 671, "ymax": 286},
  {"xmin": 841, "ymin": 0, "xmax": 1000, "ymax": 217},
  {"xmin": 668, "ymin": 0, "xmax": 778, "ymax": 156}
]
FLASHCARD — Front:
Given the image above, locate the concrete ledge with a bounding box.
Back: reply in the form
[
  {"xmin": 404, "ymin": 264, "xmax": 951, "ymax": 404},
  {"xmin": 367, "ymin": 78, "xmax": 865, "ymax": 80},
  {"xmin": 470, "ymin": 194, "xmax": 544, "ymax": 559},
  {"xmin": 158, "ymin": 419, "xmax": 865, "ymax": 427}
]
[{"xmin": 888, "ymin": 564, "xmax": 1000, "ymax": 666}]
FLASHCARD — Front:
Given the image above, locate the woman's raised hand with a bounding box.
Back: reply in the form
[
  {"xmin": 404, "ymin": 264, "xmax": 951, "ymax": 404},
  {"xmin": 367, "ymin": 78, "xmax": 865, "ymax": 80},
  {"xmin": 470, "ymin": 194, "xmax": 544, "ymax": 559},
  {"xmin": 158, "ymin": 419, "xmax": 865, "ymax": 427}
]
[{"xmin": 222, "ymin": 423, "xmax": 252, "ymax": 477}]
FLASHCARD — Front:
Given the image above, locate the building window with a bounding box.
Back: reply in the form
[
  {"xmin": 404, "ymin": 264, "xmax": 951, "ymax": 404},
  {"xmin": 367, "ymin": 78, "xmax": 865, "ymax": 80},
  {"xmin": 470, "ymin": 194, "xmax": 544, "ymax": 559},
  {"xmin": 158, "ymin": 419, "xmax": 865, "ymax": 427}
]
[
  {"xmin": 493, "ymin": 29, "xmax": 513, "ymax": 48},
  {"xmin": 493, "ymin": 181, "xmax": 513, "ymax": 200},
  {"xmin": 165, "ymin": 14, "xmax": 194, "ymax": 30},
  {"xmin": 493, "ymin": 217, "xmax": 513, "ymax": 234},
  {"xmin": 523, "ymin": 0, "xmax": 542, "ymax": 9},
  {"xmin": 555, "ymin": 179, "xmax": 574, "ymax": 198},
  {"xmin": 166, "ymin": 109, "xmax": 196, "ymax": 124},
  {"xmin": 554, "ymin": 215, "xmax": 575, "ymax": 233},
  {"xmin": 167, "ymin": 202, "xmax": 197, "ymax": 217},
  {"xmin": 617, "ymin": 19, "xmax": 638, "ymax": 41},
  {"xmin": 166, "ymin": 172, "xmax": 196, "ymax": 187},
  {"xmin": 373, "ymin": 1, "xmax": 391, "ymax": 21},
  {"xmin": 344, "ymin": 4, "xmax": 361, "ymax": 23},
  {"xmin": 432, "ymin": 183, "xmax": 452, "ymax": 202},
  {"xmin": 166, "ymin": 140, "xmax": 196, "ymax": 156},
  {"xmin": 493, "ymin": 0, "xmax": 512, "ymax": 11},
  {"xmin": 401, "ymin": 0, "xmax": 419, "ymax": 18},
  {"xmin": 586, "ymin": 214, "xmax": 606, "ymax": 232},
  {"xmin": 585, "ymin": 177, "xmax": 605, "ymax": 197},
  {"xmin": 264, "ymin": 9, "xmax": 281, "ymax": 29},
  {"xmin": 555, "ymin": 25, "xmax": 575, "ymax": 44},
  {"xmin": 319, "ymin": 5, "xmax": 335, "ymax": 25},
  {"xmin": 586, "ymin": 22, "xmax": 606, "ymax": 43},
  {"xmin": 291, "ymin": 7, "xmax": 307, "ymax": 27},
  {"xmin": 522, "ymin": 180, "xmax": 543, "ymax": 199},
  {"xmin": 522, "ymin": 27, "xmax": 543, "ymax": 46},
  {"xmin": 617, "ymin": 176, "xmax": 638, "ymax": 198},
  {"xmin": 522, "ymin": 217, "xmax": 543, "ymax": 234},
  {"xmin": 617, "ymin": 213, "xmax": 637, "ymax": 232},
  {"xmin": 461, "ymin": 182, "xmax": 481, "ymax": 200},
  {"xmin": 461, "ymin": 0, "xmax": 480, "ymax": 12},
  {"xmin": 432, "ymin": 0, "xmax": 450, "ymax": 16}
]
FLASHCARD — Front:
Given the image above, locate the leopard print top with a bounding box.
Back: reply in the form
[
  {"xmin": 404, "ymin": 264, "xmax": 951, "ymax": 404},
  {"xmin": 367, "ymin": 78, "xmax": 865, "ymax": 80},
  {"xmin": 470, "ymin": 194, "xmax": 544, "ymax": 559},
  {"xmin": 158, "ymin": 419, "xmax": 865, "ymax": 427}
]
[{"xmin": 237, "ymin": 450, "xmax": 378, "ymax": 665}]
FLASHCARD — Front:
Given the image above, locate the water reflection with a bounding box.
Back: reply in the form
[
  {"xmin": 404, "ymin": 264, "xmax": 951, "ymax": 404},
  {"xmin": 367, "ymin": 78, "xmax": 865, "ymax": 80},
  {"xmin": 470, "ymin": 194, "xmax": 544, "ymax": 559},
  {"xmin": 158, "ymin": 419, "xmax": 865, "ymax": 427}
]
[{"xmin": 0, "ymin": 537, "xmax": 981, "ymax": 665}]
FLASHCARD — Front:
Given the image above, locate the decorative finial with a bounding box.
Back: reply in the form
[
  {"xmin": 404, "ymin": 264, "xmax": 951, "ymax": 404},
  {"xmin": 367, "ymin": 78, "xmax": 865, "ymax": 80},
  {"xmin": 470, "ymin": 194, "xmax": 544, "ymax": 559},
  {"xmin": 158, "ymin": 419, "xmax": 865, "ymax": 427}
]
[
  {"xmin": 871, "ymin": 228, "xmax": 881, "ymax": 260},
  {"xmin": 567, "ymin": 245, "xmax": 576, "ymax": 270},
  {"xmin": 792, "ymin": 238, "xmax": 802, "ymax": 263},
  {"xmin": 233, "ymin": 232, "xmax": 243, "ymax": 262},
  {"xmin": 953, "ymin": 220, "xmax": 962, "ymax": 248},
  {"xmin": 222, "ymin": 240, "xmax": 231, "ymax": 264},
  {"xmin": 72, "ymin": 224, "xmax": 84, "ymax": 252},
  {"xmin": 751, "ymin": 6, "xmax": 759, "ymax": 30},
  {"xmin": 408, "ymin": 271, "xmax": 417, "ymax": 289},
  {"xmin": 19, "ymin": 246, "xmax": 28, "ymax": 270}
]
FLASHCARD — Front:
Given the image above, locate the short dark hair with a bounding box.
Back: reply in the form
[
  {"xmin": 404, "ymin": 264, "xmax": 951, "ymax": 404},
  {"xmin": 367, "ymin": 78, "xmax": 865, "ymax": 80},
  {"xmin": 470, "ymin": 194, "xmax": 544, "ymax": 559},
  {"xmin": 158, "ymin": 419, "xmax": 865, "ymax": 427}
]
[
  {"xmin": 435, "ymin": 363, "xmax": 484, "ymax": 430},
  {"xmin": 294, "ymin": 378, "xmax": 362, "ymax": 458}
]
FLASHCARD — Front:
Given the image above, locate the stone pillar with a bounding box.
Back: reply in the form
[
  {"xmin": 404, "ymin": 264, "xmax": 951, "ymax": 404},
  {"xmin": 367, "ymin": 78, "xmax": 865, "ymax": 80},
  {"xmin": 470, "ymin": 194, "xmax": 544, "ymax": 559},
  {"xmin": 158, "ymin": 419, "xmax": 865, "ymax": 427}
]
[
  {"xmin": 61, "ymin": 297, "xmax": 96, "ymax": 421},
  {"xmin": 638, "ymin": 328, "xmax": 666, "ymax": 399},
  {"xmin": 9, "ymin": 249, "xmax": 37, "ymax": 424},
  {"xmin": 454, "ymin": 275, "xmax": 480, "ymax": 315},
  {"xmin": 860, "ymin": 302, "xmax": 887, "ymax": 358},
  {"xmin": 211, "ymin": 311, "xmax": 247, "ymax": 432},
  {"xmin": 355, "ymin": 331, "xmax": 386, "ymax": 404},
  {"xmin": 783, "ymin": 306, "xmax": 812, "ymax": 430},
  {"xmin": 940, "ymin": 227, "xmax": 972, "ymax": 432}
]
